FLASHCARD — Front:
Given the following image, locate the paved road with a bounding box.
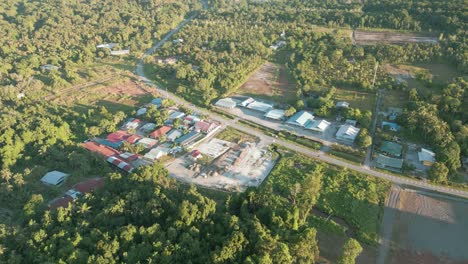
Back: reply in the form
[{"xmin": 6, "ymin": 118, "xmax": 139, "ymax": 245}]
[
  {"xmin": 365, "ymin": 88, "xmax": 384, "ymax": 167},
  {"xmin": 134, "ymin": 5, "xmax": 468, "ymax": 200}
]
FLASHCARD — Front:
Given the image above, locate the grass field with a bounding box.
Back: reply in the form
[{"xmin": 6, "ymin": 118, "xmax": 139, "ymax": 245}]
[
  {"xmin": 215, "ymin": 127, "xmax": 259, "ymax": 144},
  {"xmin": 384, "ymin": 62, "xmax": 466, "ymax": 99},
  {"xmin": 381, "ymin": 89, "xmax": 408, "ymax": 110},
  {"xmin": 333, "ymin": 88, "xmax": 375, "ymax": 112}
]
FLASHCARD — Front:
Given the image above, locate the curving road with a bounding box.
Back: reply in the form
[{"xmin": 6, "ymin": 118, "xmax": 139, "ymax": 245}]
[{"xmin": 135, "ymin": 4, "xmax": 468, "ymax": 200}]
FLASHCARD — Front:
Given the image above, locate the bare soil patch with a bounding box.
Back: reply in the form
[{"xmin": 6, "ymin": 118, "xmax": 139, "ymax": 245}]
[
  {"xmin": 354, "ymin": 31, "xmax": 438, "ymax": 45},
  {"xmin": 239, "ymin": 62, "xmax": 296, "ymax": 103},
  {"xmin": 96, "ymin": 80, "xmax": 152, "ymax": 97},
  {"xmin": 383, "ymin": 188, "xmax": 468, "ymax": 263}
]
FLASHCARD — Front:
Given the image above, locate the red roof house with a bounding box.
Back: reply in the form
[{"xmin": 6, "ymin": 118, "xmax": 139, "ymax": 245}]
[
  {"xmin": 82, "ymin": 141, "xmax": 120, "ymax": 157},
  {"xmin": 194, "ymin": 121, "xmax": 219, "ymax": 133},
  {"xmin": 106, "ymin": 156, "xmax": 134, "ymax": 173},
  {"xmin": 119, "ymin": 152, "xmax": 139, "ymax": 162},
  {"xmin": 126, "ymin": 134, "xmax": 142, "ymax": 144},
  {"xmin": 191, "ymin": 150, "xmax": 202, "ymax": 160},
  {"xmin": 49, "ymin": 196, "xmax": 73, "ymax": 210},
  {"xmin": 149, "ymin": 126, "xmax": 172, "ymax": 139},
  {"xmin": 73, "ymin": 178, "xmax": 105, "ymax": 193},
  {"xmin": 107, "ymin": 130, "xmax": 130, "ymax": 143}
]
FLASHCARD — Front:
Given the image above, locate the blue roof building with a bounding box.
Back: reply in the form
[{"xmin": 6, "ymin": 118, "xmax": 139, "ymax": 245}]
[
  {"xmin": 150, "ymin": 98, "xmax": 163, "ymax": 107},
  {"xmin": 175, "ymin": 131, "xmax": 201, "ymax": 146},
  {"xmin": 381, "ymin": 121, "xmax": 401, "ymax": 132},
  {"xmin": 95, "ymin": 138, "xmax": 122, "ymax": 149}
]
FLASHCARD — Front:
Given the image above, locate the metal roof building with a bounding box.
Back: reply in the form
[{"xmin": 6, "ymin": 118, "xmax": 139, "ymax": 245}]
[
  {"xmin": 41, "ymin": 171, "xmax": 70, "ymax": 186},
  {"xmin": 286, "ymin": 111, "xmax": 314, "ymax": 127},
  {"xmin": 106, "ymin": 156, "xmax": 134, "ymax": 173},
  {"xmin": 380, "ymin": 141, "xmax": 403, "ymax": 157},
  {"xmin": 166, "ymin": 129, "xmax": 183, "ymax": 142},
  {"xmin": 264, "ymin": 109, "xmax": 286, "ymax": 120},
  {"xmin": 246, "ymin": 101, "xmax": 273, "ymax": 113},
  {"xmin": 376, "ymin": 154, "xmax": 403, "ymax": 171},
  {"xmin": 215, "ymin": 98, "xmax": 237, "ymax": 109},
  {"xmin": 336, "ymin": 124, "xmax": 360, "ymax": 142},
  {"xmin": 305, "ymin": 119, "xmax": 331, "ymax": 132},
  {"xmin": 418, "ymin": 148, "xmax": 436, "ymax": 166}
]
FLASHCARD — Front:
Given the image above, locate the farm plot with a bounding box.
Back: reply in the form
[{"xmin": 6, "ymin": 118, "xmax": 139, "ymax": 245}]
[
  {"xmin": 380, "ymin": 187, "xmax": 468, "ymax": 264},
  {"xmin": 239, "ymin": 62, "xmax": 297, "ymax": 104},
  {"xmin": 354, "ymin": 31, "xmax": 438, "ymax": 45}
]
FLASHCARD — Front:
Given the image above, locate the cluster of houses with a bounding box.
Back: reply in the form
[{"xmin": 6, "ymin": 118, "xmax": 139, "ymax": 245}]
[
  {"xmin": 39, "ymin": 170, "xmax": 104, "ymax": 210},
  {"xmin": 215, "ymin": 96, "xmax": 364, "ymax": 143},
  {"xmin": 375, "ymin": 108, "xmax": 436, "ymax": 172},
  {"xmin": 82, "ymin": 98, "xmax": 221, "ymax": 173}
]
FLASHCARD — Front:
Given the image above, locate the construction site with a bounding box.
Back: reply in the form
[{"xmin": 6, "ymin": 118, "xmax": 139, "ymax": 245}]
[{"xmin": 167, "ymin": 137, "xmax": 276, "ymax": 192}]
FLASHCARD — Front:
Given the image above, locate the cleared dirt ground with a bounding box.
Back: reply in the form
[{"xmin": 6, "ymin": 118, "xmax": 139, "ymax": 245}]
[
  {"xmin": 239, "ymin": 62, "xmax": 296, "ymax": 104},
  {"xmin": 379, "ymin": 186, "xmax": 468, "ymax": 264},
  {"xmin": 53, "ymin": 77, "xmax": 158, "ymax": 109},
  {"xmin": 354, "ymin": 31, "xmax": 438, "ymax": 45}
]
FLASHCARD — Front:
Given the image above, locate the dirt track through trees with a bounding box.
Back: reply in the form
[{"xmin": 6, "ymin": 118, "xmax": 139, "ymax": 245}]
[{"xmin": 354, "ymin": 31, "xmax": 438, "ymax": 45}]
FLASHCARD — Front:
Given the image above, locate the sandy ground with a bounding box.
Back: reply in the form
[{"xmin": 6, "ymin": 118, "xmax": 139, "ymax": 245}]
[
  {"xmin": 167, "ymin": 140, "xmax": 276, "ymax": 192},
  {"xmin": 354, "ymin": 31, "xmax": 438, "ymax": 45},
  {"xmin": 378, "ymin": 186, "xmax": 468, "ymax": 264}
]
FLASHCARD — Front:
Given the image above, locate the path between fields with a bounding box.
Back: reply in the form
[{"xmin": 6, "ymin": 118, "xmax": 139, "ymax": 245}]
[
  {"xmin": 42, "ymin": 74, "xmax": 119, "ymax": 100},
  {"xmin": 134, "ymin": 0, "xmax": 468, "ymax": 200},
  {"xmin": 377, "ymin": 185, "xmax": 401, "ymax": 264}
]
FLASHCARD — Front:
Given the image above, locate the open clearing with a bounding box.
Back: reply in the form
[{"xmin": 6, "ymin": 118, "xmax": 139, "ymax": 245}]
[
  {"xmin": 53, "ymin": 77, "xmax": 158, "ymax": 111},
  {"xmin": 239, "ymin": 62, "xmax": 297, "ymax": 104},
  {"xmin": 333, "ymin": 88, "xmax": 375, "ymax": 112},
  {"xmin": 167, "ymin": 136, "xmax": 276, "ymax": 192},
  {"xmin": 354, "ymin": 31, "xmax": 438, "ymax": 45},
  {"xmin": 379, "ymin": 187, "xmax": 468, "ymax": 264}
]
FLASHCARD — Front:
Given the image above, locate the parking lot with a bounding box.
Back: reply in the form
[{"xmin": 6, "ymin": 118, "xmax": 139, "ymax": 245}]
[{"xmin": 223, "ymin": 107, "xmax": 344, "ymax": 146}]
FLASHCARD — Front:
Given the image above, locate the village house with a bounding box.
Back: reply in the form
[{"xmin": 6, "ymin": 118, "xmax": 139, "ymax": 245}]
[{"xmin": 149, "ymin": 125, "xmax": 172, "ymax": 139}]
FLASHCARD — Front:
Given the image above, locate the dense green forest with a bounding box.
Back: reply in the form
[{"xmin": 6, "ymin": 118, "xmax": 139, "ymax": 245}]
[
  {"xmin": 1, "ymin": 145, "xmax": 387, "ymax": 262},
  {"xmin": 0, "ymin": 0, "xmax": 201, "ymax": 87},
  {"xmin": 0, "ymin": 0, "xmax": 467, "ymax": 262}
]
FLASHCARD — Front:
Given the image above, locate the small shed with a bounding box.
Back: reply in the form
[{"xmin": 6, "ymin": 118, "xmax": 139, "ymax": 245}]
[{"xmin": 336, "ymin": 101, "xmax": 350, "ymax": 108}]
